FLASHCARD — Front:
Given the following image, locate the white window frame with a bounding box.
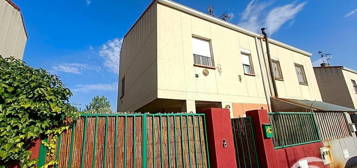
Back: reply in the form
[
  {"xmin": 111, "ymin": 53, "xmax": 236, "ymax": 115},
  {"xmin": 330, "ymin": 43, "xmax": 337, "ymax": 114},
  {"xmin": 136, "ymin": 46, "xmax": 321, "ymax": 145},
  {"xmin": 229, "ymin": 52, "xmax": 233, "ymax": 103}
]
[
  {"xmin": 294, "ymin": 63, "xmax": 308, "ymax": 85},
  {"xmin": 192, "ymin": 36, "xmax": 214, "ymax": 67},
  {"xmin": 241, "ymin": 50, "xmax": 254, "ymax": 75},
  {"xmin": 272, "ymin": 59, "xmax": 284, "ymax": 81}
]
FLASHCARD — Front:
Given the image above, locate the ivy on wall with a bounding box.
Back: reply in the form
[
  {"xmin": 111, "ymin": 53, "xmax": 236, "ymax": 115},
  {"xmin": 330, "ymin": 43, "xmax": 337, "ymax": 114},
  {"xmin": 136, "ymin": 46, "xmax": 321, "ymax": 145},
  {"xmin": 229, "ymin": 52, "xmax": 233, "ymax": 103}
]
[{"xmin": 0, "ymin": 56, "xmax": 78, "ymax": 167}]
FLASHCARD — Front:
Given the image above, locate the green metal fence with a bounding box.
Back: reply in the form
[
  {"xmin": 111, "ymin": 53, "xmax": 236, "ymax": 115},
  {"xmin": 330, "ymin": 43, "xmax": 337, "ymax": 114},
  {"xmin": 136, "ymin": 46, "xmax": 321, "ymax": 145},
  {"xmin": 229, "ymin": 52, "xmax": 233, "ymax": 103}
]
[
  {"xmin": 269, "ymin": 112, "xmax": 321, "ymax": 149},
  {"xmin": 231, "ymin": 117, "xmax": 260, "ymax": 168},
  {"xmin": 39, "ymin": 113, "xmax": 211, "ymax": 168}
]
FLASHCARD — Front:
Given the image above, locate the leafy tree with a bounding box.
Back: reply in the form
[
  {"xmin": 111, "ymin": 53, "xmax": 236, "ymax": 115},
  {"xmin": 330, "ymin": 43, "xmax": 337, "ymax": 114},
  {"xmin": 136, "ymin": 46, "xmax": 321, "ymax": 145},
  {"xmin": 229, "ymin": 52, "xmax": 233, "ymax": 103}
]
[
  {"xmin": 0, "ymin": 56, "xmax": 77, "ymax": 167},
  {"xmin": 83, "ymin": 96, "xmax": 112, "ymax": 113}
]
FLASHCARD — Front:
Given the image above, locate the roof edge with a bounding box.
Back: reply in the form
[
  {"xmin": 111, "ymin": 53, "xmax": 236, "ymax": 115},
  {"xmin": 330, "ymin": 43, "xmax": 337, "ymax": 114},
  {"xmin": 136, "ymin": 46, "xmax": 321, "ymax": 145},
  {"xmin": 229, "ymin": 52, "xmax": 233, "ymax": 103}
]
[
  {"xmin": 4, "ymin": 0, "xmax": 28, "ymax": 39},
  {"xmin": 157, "ymin": 0, "xmax": 312, "ymax": 56},
  {"xmin": 314, "ymin": 66, "xmax": 357, "ymax": 75}
]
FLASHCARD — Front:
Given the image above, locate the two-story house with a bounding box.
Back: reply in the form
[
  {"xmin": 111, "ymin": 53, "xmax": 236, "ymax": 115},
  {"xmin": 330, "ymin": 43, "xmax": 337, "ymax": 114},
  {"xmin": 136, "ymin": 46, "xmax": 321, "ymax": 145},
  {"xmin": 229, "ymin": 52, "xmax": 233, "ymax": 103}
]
[
  {"xmin": 117, "ymin": 0, "xmax": 322, "ymax": 117},
  {"xmin": 314, "ymin": 65, "xmax": 357, "ymax": 109},
  {"xmin": 0, "ymin": 0, "xmax": 27, "ymax": 60}
]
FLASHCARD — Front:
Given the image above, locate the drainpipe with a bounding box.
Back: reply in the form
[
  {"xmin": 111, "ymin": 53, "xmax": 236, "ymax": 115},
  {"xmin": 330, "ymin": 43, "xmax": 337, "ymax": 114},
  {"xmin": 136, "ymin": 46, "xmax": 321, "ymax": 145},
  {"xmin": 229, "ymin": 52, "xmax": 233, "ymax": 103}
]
[{"xmin": 261, "ymin": 28, "xmax": 278, "ymax": 98}]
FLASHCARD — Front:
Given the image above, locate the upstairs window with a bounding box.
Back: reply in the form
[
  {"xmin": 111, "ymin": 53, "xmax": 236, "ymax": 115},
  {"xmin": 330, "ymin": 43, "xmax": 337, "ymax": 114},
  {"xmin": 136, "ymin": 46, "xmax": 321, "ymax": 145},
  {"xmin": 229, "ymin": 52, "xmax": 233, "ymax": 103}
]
[
  {"xmin": 192, "ymin": 37, "xmax": 214, "ymax": 67},
  {"xmin": 241, "ymin": 51, "xmax": 254, "ymax": 75},
  {"xmin": 272, "ymin": 60, "xmax": 283, "ymax": 80},
  {"xmin": 352, "ymin": 80, "xmax": 357, "ymax": 94},
  {"xmin": 120, "ymin": 77, "xmax": 125, "ymax": 99},
  {"xmin": 294, "ymin": 64, "xmax": 308, "ymax": 85}
]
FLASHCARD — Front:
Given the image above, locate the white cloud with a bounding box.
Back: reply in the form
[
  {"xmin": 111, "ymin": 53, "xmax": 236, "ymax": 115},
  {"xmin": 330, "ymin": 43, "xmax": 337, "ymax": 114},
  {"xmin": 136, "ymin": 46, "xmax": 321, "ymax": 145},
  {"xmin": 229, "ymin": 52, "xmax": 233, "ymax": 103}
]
[
  {"xmin": 73, "ymin": 83, "xmax": 117, "ymax": 92},
  {"xmin": 238, "ymin": 1, "xmax": 306, "ymax": 35},
  {"xmin": 239, "ymin": 0, "xmax": 271, "ymax": 33},
  {"xmin": 265, "ymin": 2, "xmax": 306, "ymax": 35},
  {"xmin": 86, "ymin": 0, "xmax": 91, "ymax": 5},
  {"xmin": 345, "ymin": 9, "xmax": 357, "ymax": 17},
  {"xmin": 99, "ymin": 38, "xmax": 122, "ymax": 74},
  {"xmin": 52, "ymin": 63, "xmax": 88, "ymax": 74}
]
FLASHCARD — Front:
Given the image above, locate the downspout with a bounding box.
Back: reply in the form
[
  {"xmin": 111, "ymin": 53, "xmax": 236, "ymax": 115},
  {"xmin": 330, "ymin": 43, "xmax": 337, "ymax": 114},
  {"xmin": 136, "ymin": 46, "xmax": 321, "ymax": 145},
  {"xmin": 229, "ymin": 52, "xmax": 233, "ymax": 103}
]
[
  {"xmin": 261, "ymin": 28, "xmax": 278, "ymax": 98},
  {"xmin": 255, "ymin": 37, "xmax": 272, "ymax": 112}
]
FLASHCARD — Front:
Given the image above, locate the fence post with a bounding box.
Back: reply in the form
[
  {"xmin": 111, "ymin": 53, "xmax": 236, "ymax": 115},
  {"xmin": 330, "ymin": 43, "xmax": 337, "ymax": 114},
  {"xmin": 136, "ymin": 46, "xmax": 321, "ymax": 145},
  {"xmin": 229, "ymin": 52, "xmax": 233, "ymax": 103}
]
[
  {"xmin": 201, "ymin": 108, "xmax": 237, "ymax": 168},
  {"xmin": 142, "ymin": 114, "xmax": 148, "ymax": 167},
  {"xmin": 246, "ymin": 110, "xmax": 275, "ymax": 168}
]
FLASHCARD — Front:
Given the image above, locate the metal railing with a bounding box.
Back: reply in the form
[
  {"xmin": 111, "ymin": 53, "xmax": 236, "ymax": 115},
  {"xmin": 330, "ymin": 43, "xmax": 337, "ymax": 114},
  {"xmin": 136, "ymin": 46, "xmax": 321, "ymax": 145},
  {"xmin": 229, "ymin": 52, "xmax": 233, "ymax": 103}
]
[
  {"xmin": 231, "ymin": 117, "xmax": 260, "ymax": 168},
  {"xmin": 314, "ymin": 112, "xmax": 350, "ymax": 140},
  {"xmin": 269, "ymin": 112, "xmax": 321, "ymax": 149},
  {"xmin": 193, "ymin": 54, "xmax": 213, "ymax": 67}
]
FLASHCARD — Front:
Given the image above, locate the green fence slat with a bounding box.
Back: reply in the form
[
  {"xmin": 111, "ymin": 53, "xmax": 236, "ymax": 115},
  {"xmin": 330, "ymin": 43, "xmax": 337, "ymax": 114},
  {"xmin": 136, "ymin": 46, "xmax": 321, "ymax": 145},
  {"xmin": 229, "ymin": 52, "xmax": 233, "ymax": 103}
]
[
  {"xmin": 203, "ymin": 115, "xmax": 211, "ymax": 168},
  {"xmin": 142, "ymin": 115, "xmax": 148, "ymax": 168},
  {"xmin": 152, "ymin": 116, "xmax": 155, "ymax": 168},
  {"xmin": 173, "ymin": 116, "xmax": 178, "ymax": 168},
  {"xmin": 191, "ymin": 116, "xmax": 198, "ymax": 168},
  {"xmin": 55, "ymin": 135, "xmax": 62, "ymax": 168},
  {"xmin": 67, "ymin": 122, "xmax": 76, "ymax": 168},
  {"xmin": 159, "ymin": 115, "xmax": 163, "ymax": 168},
  {"xmin": 92, "ymin": 117, "xmax": 99, "ymax": 168},
  {"xmin": 180, "ymin": 115, "xmax": 185, "ymax": 168},
  {"xmin": 186, "ymin": 115, "xmax": 192, "ymax": 168},
  {"xmin": 80, "ymin": 117, "xmax": 88, "ymax": 168},
  {"xmin": 124, "ymin": 116, "xmax": 127, "ymax": 168},
  {"xmin": 197, "ymin": 117, "xmax": 204, "ymax": 167},
  {"xmin": 167, "ymin": 116, "xmax": 171, "ymax": 168},
  {"xmin": 38, "ymin": 139, "xmax": 48, "ymax": 167},
  {"xmin": 133, "ymin": 116, "xmax": 136, "ymax": 168},
  {"xmin": 114, "ymin": 116, "xmax": 118, "ymax": 168},
  {"xmin": 103, "ymin": 116, "xmax": 109, "ymax": 168}
]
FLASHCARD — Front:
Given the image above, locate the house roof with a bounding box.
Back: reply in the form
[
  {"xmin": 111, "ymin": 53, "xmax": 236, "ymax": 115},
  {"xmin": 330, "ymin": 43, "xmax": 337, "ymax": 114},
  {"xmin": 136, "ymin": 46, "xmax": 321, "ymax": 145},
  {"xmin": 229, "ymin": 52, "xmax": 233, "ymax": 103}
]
[
  {"xmin": 314, "ymin": 66, "xmax": 357, "ymax": 75},
  {"xmin": 276, "ymin": 98, "xmax": 357, "ymax": 112},
  {"xmin": 4, "ymin": 0, "xmax": 28, "ymax": 39},
  {"xmin": 123, "ymin": 0, "xmax": 312, "ymax": 57}
]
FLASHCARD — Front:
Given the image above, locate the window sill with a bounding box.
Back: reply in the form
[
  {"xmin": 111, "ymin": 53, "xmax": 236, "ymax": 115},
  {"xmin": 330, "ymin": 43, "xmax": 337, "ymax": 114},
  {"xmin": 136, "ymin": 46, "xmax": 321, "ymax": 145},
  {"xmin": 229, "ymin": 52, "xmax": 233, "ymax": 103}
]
[
  {"xmin": 275, "ymin": 78, "xmax": 284, "ymax": 81},
  {"xmin": 299, "ymin": 83, "xmax": 309, "ymax": 86},
  {"xmin": 244, "ymin": 73, "xmax": 256, "ymax": 76},
  {"xmin": 193, "ymin": 64, "xmax": 216, "ymax": 70}
]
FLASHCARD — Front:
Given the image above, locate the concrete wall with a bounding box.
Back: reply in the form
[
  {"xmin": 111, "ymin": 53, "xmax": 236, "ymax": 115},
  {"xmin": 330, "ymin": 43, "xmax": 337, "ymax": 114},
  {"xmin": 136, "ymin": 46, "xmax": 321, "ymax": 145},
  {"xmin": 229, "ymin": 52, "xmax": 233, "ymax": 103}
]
[
  {"xmin": 314, "ymin": 67, "xmax": 356, "ymax": 108},
  {"xmin": 156, "ymin": 1, "xmax": 321, "ymax": 113},
  {"xmin": 268, "ymin": 43, "xmax": 322, "ymax": 101},
  {"xmin": 0, "ymin": 0, "xmax": 27, "ymax": 60},
  {"xmin": 342, "ymin": 69, "xmax": 357, "ymax": 108},
  {"xmin": 118, "ymin": 3, "xmax": 157, "ymax": 112}
]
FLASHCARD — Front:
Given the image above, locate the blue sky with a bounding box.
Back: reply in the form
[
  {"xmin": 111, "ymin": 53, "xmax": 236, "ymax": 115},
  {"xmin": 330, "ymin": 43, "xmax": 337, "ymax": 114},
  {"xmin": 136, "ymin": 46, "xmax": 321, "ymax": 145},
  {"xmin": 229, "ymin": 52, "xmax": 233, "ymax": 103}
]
[{"xmin": 14, "ymin": 0, "xmax": 357, "ymax": 111}]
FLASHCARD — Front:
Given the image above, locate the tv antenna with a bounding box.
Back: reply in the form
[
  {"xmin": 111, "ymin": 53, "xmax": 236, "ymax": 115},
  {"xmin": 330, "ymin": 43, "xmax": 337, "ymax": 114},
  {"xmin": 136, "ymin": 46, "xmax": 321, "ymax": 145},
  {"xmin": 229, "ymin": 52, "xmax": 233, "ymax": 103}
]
[
  {"xmin": 220, "ymin": 12, "xmax": 233, "ymax": 21},
  {"xmin": 318, "ymin": 51, "xmax": 332, "ymax": 66}
]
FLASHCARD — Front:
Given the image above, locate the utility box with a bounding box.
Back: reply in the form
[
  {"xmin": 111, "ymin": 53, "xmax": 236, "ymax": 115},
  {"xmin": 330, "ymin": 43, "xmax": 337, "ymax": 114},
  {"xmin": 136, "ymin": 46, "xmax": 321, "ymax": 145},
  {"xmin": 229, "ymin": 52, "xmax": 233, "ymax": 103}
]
[
  {"xmin": 320, "ymin": 147, "xmax": 331, "ymax": 165},
  {"xmin": 263, "ymin": 124, "xmax": 273, "ymax": 139}
]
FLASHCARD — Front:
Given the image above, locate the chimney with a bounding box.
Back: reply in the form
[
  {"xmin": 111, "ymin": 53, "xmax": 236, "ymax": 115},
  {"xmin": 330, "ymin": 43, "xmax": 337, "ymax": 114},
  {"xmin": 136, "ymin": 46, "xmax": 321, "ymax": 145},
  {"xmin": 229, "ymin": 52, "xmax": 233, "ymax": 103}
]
[{"xmin": 320, "ymin": 63, "xmax": 329, "ymax": 67}]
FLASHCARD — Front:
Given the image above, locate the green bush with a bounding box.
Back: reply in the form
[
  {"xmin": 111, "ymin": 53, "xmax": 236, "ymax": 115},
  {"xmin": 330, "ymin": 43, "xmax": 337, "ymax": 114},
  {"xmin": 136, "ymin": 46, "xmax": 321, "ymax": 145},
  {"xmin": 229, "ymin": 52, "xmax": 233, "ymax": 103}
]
[{"xmin": 0, "ymin": 56, "xmax": 77, "ymax": 167}]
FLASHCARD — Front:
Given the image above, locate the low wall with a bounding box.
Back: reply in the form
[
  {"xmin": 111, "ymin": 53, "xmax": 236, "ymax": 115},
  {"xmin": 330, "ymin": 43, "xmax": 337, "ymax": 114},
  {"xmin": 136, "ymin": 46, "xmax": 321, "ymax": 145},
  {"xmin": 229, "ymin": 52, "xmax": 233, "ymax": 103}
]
[{"xmin": 246, "ymin": 110, "xmax": 327, "ymax": 168}]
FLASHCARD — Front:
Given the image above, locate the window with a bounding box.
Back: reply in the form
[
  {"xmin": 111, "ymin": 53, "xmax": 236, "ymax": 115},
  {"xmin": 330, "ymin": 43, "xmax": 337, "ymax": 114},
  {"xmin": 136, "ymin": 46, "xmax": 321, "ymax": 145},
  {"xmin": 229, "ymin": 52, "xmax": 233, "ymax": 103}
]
[
  {"xmin": 272, "ymin": 60, "xmax": 283, "ymax": 80},
  {"xmin": 120, "ymin": 77, "xmax": 125, "ymax": 99},
  {"xmin": 241, "ymin": 51, "xmax": 254, "ymax": 75},
  {"xmin": 192, "ymin": 37, "xmax": 214, "ymax": 67},
  {"xmin": 294, "ymin": 64, "xmax": 308, "ymax": 85},
  {"xmin": 352, "ymin": 80, "xmax": 357, "ymax": 94}
]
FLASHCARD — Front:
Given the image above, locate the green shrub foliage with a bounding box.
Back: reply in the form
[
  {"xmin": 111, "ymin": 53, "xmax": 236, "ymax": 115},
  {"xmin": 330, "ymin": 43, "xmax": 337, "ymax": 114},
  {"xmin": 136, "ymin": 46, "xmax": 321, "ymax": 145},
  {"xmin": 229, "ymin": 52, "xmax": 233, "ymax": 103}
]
[{"xmin": 0, "ymin": 56, "xmax": 77, "ymax": 167}]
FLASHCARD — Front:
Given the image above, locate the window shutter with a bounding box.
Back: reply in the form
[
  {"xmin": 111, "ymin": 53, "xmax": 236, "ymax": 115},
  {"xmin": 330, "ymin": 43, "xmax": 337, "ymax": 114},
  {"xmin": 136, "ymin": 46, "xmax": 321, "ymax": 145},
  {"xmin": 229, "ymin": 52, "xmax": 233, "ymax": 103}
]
[
  {"xmin": 192, "ymin": 38, "xmax": 211, "ymax": 57},
  {"xmin": 242, "ymin": 54, "xmax": 251, "ymax": 65}
]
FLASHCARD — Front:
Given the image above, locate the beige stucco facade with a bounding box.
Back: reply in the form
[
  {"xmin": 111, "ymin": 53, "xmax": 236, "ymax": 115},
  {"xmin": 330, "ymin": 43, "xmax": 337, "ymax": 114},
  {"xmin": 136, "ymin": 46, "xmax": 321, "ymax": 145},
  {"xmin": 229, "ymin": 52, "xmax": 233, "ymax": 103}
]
[
  {"xmin": 0, "ymin": 0, "xmax": 27, "ymax": 60},
  {"xmin": 118, "ymin": 0, "xmax": 322, "ymax": 115},
  {"xmin": 314, "ymin": 66, "xmax": 357, "ymax": 109}
]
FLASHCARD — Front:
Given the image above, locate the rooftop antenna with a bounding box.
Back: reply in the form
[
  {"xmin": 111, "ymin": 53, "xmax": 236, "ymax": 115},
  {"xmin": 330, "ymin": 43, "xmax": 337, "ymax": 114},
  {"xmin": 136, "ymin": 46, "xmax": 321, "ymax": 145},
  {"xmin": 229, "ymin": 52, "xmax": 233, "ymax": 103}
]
[
  {"xmin": 318, "ymin": 51, "xmax": 332, "ymax": 67},
  {"xmin": 220, "ymin": 12, "xmax": 233, "ymax": 21},
  {"xmin": 208, "ymin": 6, "xmax": 214, "ymax": 16}
]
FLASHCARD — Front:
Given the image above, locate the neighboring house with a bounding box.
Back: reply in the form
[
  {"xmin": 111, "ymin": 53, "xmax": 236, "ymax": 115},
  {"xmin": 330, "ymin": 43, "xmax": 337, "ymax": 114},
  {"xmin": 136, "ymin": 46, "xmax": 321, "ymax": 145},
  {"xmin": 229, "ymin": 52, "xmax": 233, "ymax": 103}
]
[
  {"xmin": 0, "ymin": 0, "xmax": 27, "ymax": 60},
  {"xmin": 314, "ymin": 66, "xmax": 357, "ymax": 109},
  {"xmin": 117, "ymin": 0, "xmax": 322, "ymax": 117}
]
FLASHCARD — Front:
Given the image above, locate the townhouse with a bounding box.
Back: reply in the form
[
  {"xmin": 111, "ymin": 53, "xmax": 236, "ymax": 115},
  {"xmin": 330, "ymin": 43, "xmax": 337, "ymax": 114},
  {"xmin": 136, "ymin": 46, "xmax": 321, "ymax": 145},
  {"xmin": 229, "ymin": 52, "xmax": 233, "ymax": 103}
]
[
  {"xmin": 117, "ymin": 0, "xmax": 323, "ymax": 117},
  {"xmin": 0, "ymin": 0, "xmax": 27, "ymax": 60}
]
